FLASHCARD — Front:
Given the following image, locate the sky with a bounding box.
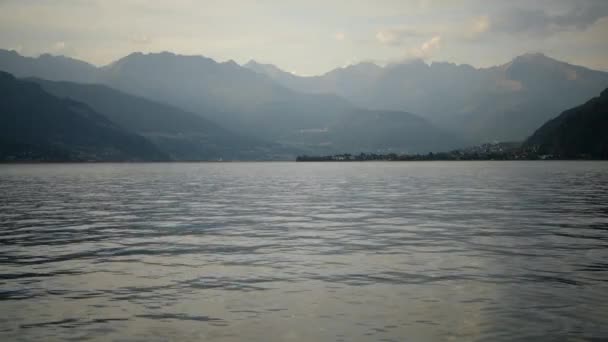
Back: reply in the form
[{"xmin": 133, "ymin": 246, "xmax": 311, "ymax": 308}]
[{"xmin": 0, "ymin": 0, "xmax": 607, "ymax": 75}]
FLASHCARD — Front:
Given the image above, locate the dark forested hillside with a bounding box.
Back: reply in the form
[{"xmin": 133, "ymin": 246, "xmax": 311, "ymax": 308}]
[
  {"xmin": 30, "ymin": 79, "xmax": 277, "ymax": 160},
  {"xmin": 525, "ymin": 88, "xmax": 608, "ymax": 159},
  {"xmin": 0, "ymin": 71, "xmax": 166, "ymax": 161}
]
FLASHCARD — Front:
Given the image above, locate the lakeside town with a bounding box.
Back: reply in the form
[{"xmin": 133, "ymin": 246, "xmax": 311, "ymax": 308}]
[{"xmin": 296, "ymin": 142, "xmax": 559, "ymax": 161}]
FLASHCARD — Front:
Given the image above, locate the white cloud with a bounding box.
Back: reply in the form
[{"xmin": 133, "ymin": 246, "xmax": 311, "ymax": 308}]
[
  {"xmin": 472, "ymin": 15, "xmax": 490, "ymax": 35},
  {"xmin": 376, "ymin": 27, "xmax": 424, "ymax": 45},
  {"xmin": 128, "ymin": 33, "xmax": 151, "ymax": 45},
  {"xmin": 376, "ymin": 30, "xmax": 396, "ymax": 44},
  {"xmin": 408, "ymin": 35, "xmax": 441, "ymax": 59},
  {"xmin": 52, "ymin": 41, "xmax": 66, "ymax": 51},
  {"xmin": 1, "ymin": 0, "xmax": 607, "ymax": 74},
  {"xmin": 489, "ymin": 2, "xmax": 608, "ymax": 36}
]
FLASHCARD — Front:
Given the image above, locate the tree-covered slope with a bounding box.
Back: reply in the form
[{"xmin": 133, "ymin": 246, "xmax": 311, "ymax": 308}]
[
  {"xmin": 525, "ymin": 88, "xmax": 608, "ymax": 159},
  {"xmin": 30, "ymin": 78, "xmax": 274, "ymax": 160},
  {"xmin": 0, "ymin": 71, "xmax": 166, "ymax": 161}
]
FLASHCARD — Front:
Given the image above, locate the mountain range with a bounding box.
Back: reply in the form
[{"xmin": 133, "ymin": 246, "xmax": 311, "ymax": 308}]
[
  {"xmin": 0, "ymin": 49, "xmax": 607, "ymax": 161},
  {"xmin": 245, "ymin": 53, "xmax": 608, "ymax": 142},
  {"xmin": 0, "ymin": 49, "xmax": 463, "ymax": 156}
]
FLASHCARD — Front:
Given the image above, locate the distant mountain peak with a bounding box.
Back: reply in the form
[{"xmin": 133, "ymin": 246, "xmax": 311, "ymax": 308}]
[
  {"xmin": 342, "ymin": 61, "xmax": 382, "ymax": 71},
  {"xmin": 119, "ymin": 51, "xmax": 216, "ymax": 61},
  {"xmin": 124, "ymin": 51, "xmax": 144, "ymax": 58},
  {"xmin": 107, "ymin": 51, "xmax": 219, "ymax": 71},
  {"xmin": 512, "ymin": 52, "xmax": 562, "ymax": 65},
  {"xmin": 244, "ymin": 60, "xmax": 294, "ymax": 77},
  {"xmin": 0, "ymin": 49, "xmax": 19, "ymax": 56},
  {"xmin": 388, "ymin": 58, "xmax": 427, "ymax": 67},
  {"xmin": 39, "ymin": 53, "xmax": 57, "ymax": 59},
  {"xmin": 429, "ymin": 61, "xmax": 477, "ymax": 71},
  {"xmin": 0, "ymin": 49, "xmax": 94, "ymax": 66},
  {"xmin": 519, "ymin": 52, "xmax": 548, "ymax": 58},
  {"xmin": 244, "ymin": 59, "xmax": 262, "ymax": 67},
  {"xmin": 385, "ymin": 58, "xmax": 429, "ymax": 71},
  {"xmin": 245, "ymin": 59, "xmax": 278, "ymax": 68},
  {"xmin": 0, "ymin": 49, "xmax": 97, "ymax": 82}
]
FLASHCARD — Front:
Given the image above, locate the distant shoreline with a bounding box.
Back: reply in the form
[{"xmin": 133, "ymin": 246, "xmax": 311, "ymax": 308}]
[{"xmin": 2, "ymin": 159, "xmax": 607, "ymax": 164}]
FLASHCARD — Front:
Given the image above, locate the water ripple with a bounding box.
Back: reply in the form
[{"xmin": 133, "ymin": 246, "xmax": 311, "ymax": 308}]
[{"xmin": 0, "ymin": 161, "xmax": 607, "ymax": 341}]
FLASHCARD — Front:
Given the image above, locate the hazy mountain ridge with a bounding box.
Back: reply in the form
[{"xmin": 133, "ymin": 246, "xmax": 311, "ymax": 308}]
[
  {"xmin": 303, "ymin": 89, "xmax": 608, "ymax": 160},
  {"xmin": 0, "ymin": 50, "xmax": 461, "ymax": 155},
  {"xmin": 96, "ymin": 52, "xmax": 459, "ymax": 154},
  {"xmin": 0, "ymin": 49, "xmax": 97, "ymax": 83},
  {"xmin": 0, "ymin": 71, "xmax": 166, "ymax": 161},
  {"xmin": 29, "ymin": 78, "xmax": 278, "ymax": 160},
  {"xmin": 3, "ymin": 49, "xmax": 606, "ymax": 158},
  {"xmin": 320, "ymin": 109, "xmax": 465, "ymax": 154},
  {"xmin": 98, "ymin": 51, "xmax": 293, "ymax": 115},
  {"xmin": 246, "ymin": 53, "xmax": 608, "ymax": 143}
]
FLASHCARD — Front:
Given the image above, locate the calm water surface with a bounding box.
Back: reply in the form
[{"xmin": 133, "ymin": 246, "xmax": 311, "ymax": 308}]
[{"xmin": 0, "ymin": 162, "xmax": 607, "ymax": 341}]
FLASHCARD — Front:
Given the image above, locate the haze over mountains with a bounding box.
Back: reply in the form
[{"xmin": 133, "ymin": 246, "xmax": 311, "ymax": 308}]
[
  {"xmin": 246, "ymin": 53, "xmax": 608, "ymax": 142},
  {"xmin": 0, "ymin": 49, "xmax": 463, "ymax": 157},
  {"xmin": 30, "ymin": 78, "xmax": 276, "ymax": 160},
  {"xmin": 0, "ymin": 48, "xmax": 607, "ymax": 161},
  {"xmin": 0, "ymin": 50, "xmax": 97, "ymax": 83}
]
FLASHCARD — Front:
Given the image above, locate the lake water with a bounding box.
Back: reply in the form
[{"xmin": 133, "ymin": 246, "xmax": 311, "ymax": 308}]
[{"xmin": 0, "ymin": 162, "xmax": 607, "ymax": 341}]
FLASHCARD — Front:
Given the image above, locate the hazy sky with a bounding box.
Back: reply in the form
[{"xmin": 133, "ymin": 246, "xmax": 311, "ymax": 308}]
[{"xmin": 0, "ymin": 0, "xmax": 607, "ymax": 75}]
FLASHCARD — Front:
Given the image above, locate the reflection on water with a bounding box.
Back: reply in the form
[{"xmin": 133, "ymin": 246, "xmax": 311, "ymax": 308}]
[{"xmin": 0, "ymin": 161, "xmax": 607, "ymax": 341}]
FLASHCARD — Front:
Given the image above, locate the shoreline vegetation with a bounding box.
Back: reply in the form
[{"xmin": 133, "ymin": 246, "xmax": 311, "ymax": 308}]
[
  {"xmin": 1, "ymin": 142, "xmax": 605, "ymax": 163},
  {"xmin": 1, "ymin": 141, "xmax": 606, "ymax": 163},
  {"xmin": 296, "ymin": 142, "xmax": 604, "ymax": 162}
]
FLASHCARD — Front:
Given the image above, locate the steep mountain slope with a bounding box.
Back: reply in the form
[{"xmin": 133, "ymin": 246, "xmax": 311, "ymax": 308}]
[
  {"xmin": 246, "ymin": 54, "xmax": 608, "ymax": 143},
  {"xmin": 0, "ymin": 71, "xmax": 166, "ymax": 161},
  {"xmin": 525, "ymin": 88, "xmax": 608, "ymax": 159},
  {"xmin": 30, "ymin": 79, "xmax": 275, "ymax": 160},
  {"xmin": 97, "ymin": 52, "xmax": 292, "ymax": 116}
]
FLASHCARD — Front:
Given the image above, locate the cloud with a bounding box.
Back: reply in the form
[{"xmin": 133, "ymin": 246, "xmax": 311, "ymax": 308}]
[
  {"xmin": 376, "ymin": 27, "xmax": 425, "ymax": 46},
  {"xmin": 418, "ymin": 35, "xmax": 441, "ymax": 56},
  {"xmin": 128, "ymin": 33, "xmax": 151, "ymax": 45},
  {"xmin": 1, "ymin": 0, "xmax": 607, "ymax": 74},
  {"xmin": 472, "ymin": 15, "xmax": 490, "ymax": 35},
  {"xmin": 51, "ymin": 41, "xmax": 66, "ymax": 52},
  {"xmin": 408, "ymin": 35, "xmax": 441, "ymax": 59},
  {"xmin": 384, "ymin": 34, "xmax": 442, "ymax": 64},
  {"xmin": 491, "ymin": 0, "xmax": 608, "ymax": 35}
]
